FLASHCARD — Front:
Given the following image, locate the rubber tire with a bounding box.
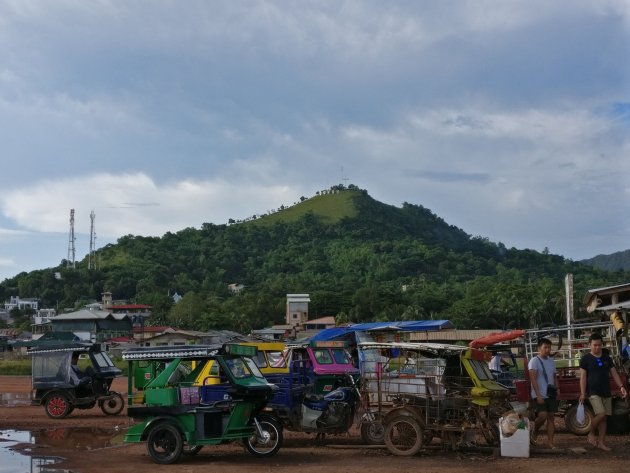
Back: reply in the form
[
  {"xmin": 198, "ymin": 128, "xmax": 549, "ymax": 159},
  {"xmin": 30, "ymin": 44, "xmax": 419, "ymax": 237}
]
[
  {"xmin": 361, "ymin": 420, "xmax": 385, "ymax": 445},
  {"xmin": 99, "ymin": 392, "xmax": 124, "ymax": 416},
  {"xmin": 146, "ymin": 422, "xmax": 183, "ymax": 465},
  {"xmin": 183, "ymin": 445, "xmax": 203, "ymax": 455},
  {"xmin": 44, "ymin": 392, "xmax": 72, "ymax": 419},
  {"xmin": 565, "ymin": 404, "xmax": 594, "ymax": 435},
  {"xmin": 384, "ymin": 415, "xmax": 424, "ymax": 456},
  {"xmin": 244, "ymin": 417, "xmax": 283, "ymax": 458}
]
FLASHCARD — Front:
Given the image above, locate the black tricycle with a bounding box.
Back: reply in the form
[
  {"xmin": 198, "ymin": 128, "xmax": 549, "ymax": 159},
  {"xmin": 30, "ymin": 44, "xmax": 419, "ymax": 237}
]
[{"xmin": 28, "ymin": 342, "xmax": 124, "ymax": 419}]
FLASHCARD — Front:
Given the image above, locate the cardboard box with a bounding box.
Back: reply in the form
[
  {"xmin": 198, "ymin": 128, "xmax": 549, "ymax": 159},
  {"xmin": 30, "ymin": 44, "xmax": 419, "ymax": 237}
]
[{"xmin": 499, "ymin": 417, "xmax": 530, "ymax": 458}]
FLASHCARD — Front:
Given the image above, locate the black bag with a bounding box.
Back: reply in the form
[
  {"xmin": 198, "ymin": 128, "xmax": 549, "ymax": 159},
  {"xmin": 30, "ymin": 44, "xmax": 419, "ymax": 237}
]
[{"xmin": 537, "ymin": 356, "xmax": 556, "ymax": 399}]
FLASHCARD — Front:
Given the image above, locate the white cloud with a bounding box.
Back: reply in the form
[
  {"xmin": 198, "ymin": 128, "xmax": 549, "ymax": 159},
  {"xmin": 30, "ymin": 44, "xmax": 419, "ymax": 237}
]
[
  {"xmin": 0, "ymin": 256, "xmax": 16, "ymax": 268},
  {"xmin": 0, "ymin": 172, "xmax": 296, "ymax": 238}
]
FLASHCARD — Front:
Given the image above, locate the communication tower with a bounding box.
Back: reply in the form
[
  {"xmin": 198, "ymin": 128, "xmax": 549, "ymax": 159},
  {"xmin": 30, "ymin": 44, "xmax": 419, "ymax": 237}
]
[
  {"xmin": 66, "ymin": 209, "xmax": 76, "ymax": 268},
  {"xmin": 88, "ymin": 210, "xmax": 96, "ymax": 270}
]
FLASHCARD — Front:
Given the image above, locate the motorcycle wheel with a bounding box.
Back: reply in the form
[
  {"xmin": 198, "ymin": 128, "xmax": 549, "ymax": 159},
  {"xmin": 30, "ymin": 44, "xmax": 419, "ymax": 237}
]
[
  {"xmin": 44, "ymin": 392, "xmax": 72, "ymax": 419},
  {"xmin": 360, "ymin": 419, "xmax": 385, "ymax": 445},
  {"xmin": 384, "ymin": 415, "xmax": 423, "ymax": 456},
  {"xmin": 146, "ymin": 422, "xmax": 183, "ymax": 465},
  {"xmin": 244, "ymin": 417, "xmax": 283, "ymax": 457},
  {"xmin": 565, "ymin": 404, "xmax": 594, "ymax": 435},
  {"xmin": 99, "ymin": 392, "xmax": 124, "ymax": 416}
]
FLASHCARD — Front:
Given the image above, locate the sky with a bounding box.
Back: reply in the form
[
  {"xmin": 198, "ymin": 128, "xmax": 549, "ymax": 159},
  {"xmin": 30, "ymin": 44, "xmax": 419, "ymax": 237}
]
[{"xmin": 0, "ymin": 1, "xmax": 629, "ymax": 282}]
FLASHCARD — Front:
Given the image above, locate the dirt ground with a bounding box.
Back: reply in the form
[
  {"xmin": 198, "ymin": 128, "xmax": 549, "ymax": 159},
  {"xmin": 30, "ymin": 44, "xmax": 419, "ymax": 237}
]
[{"xmin": 2, "ymin": 375, "xmax": 630, "ymax": 473}]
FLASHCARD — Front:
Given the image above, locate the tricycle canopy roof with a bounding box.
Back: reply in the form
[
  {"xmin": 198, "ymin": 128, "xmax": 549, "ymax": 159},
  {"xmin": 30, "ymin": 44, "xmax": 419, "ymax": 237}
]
[
  {"xmin": 27, "ymin": 342, "xmax": 98, "ymax": 355},
  {"xmin": 358, "ymin": 341, "xmax": 469, "ymax": 356},
  {"xmin": 310, "ymin": 320, "xmax": 454, "ymax": 341},
  {"xmin": 122, "ymin": 343, "xmax": 256, "ymax": 361}
]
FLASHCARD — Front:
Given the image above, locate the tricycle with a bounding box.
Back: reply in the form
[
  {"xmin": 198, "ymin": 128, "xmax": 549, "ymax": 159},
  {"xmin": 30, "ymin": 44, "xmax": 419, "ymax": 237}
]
[
  {"xmin": 123, "ymin": 343, "xmax": 282, "ymax": 464},
  {"xmin": 358, "ymin": 341, "xmax": 512, "ymax": 455},
  {"xmin": 29, "ymin": 342, "xmax": 124, "ymax": 419},
  {"xmin": 254, "ymin": 340, "xmax": 363, "ymax": 440}
]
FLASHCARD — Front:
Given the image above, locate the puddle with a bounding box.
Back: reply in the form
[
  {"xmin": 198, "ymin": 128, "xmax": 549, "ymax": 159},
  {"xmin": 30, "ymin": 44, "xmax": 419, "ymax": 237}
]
[
  {"xmin": 0, "ymin": 430, "xmax": 71, "ymax": 473},
  {"xmin": 32, "ymin": 427, "xmax": 125, "ymax": 450},
  {"xmin": 0, "ymin": 392, "xmax": 32, "ymax": 407},
  {"xmin": 0, "ymin": 427, "xmax": 126, "ymax": 473}
]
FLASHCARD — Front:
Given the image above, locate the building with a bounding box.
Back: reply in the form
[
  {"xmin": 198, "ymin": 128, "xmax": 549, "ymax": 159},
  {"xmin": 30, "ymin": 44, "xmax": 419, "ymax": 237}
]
[
  {"xmin": 250, "ymin": 328, "xmax": 289, "ymax": 341},
  {"xmin": 286, "ymin": 294, "xmax": 310, "ymax": 326},
  {"xmin": 299, "ymin": 316, "xmax": 337, "ymax": 339},
  {"xmin": 228, "ymin": 283, "xmax": 245, "ymax": 294},
  {"xmin": 584, "ymin": 283, "xmax": 630, "ymax": 313},
  {"xmin": 102, "ymin": 292, "xmax": 152, "ymax": 317},
  {"xmin": 139, "ymin": 328, "xmax": 246, "ymax": 347},
  {"xmin": 4, "ymin": 296, "xmax": 39, "ymax": 312},
  {"xmin": 50, "ymin": 308, "xmax": 132, "ymax": 342}
]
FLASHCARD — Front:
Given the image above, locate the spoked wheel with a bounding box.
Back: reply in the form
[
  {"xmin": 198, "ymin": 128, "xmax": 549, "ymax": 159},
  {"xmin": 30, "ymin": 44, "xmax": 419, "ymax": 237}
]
[
  {"xmin": 146, "ymin": 422, "xmax": 183, "ymax": 464},
  {"xmin": 361, "ymin": 418, "xmax": 385, "ymax": 445},
  {"xmin": 565, "ymin": 404, "xmax": 594, "ymax": 435},
  {"xmin": 98, "ymin": 392, "xmax": 124, "ymax": 416},
  {"xmin": 244, "ymin": 417, "xmax": 283, "ymax": 457},
  {"xmin": 384, "ymin": 415, "xmax": 424, "ymax": 456},
  {"xmin": 45, "ymin": 392, "xmax": 72, "ymax": 419}
]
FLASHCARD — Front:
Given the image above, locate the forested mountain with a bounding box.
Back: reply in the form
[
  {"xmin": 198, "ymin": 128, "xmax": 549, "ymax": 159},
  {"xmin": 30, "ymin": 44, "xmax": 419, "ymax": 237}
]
[
  {"xmin": 582, "ymin": 250, "xmax": 630, "ymax": 272},
  {"xmin": 1, "ymin": 186, "xmax": 627, "ymax": 332}
]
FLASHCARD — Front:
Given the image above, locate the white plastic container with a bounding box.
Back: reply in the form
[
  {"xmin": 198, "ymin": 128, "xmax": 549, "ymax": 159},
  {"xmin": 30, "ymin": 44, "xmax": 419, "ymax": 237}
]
[{"xmin": 499, "ymin": 417, "xmax": 530, "ymax": 458}]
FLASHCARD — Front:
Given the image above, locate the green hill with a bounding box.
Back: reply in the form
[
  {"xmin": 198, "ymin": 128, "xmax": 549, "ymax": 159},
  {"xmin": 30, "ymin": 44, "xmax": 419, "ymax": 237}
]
[
  {"xmin": 1, "ymin": 186, "xmax": 627, "ymax": 332},
  {"xmin": 581, "ymin": 250, "xmax": 630, "ymax": 272}
]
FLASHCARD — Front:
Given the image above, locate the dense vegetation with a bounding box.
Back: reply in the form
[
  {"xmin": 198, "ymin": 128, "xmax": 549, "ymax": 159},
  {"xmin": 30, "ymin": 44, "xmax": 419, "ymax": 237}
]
[{"xmin": 1, "ymin": 186, "xmax": 628, "ymax": 332}]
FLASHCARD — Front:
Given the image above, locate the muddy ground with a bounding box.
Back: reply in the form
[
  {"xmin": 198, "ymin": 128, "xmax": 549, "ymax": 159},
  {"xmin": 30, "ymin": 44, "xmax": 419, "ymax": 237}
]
[{"xmin": 2, "ymin": 375, "xmax": 630, "ymax": 473}]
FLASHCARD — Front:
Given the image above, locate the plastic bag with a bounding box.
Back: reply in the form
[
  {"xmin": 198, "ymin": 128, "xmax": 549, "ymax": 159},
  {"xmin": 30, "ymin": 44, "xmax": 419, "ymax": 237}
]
[{"xmin": 576, "ymin": 402, "xmax": 586, "ymax": 426}]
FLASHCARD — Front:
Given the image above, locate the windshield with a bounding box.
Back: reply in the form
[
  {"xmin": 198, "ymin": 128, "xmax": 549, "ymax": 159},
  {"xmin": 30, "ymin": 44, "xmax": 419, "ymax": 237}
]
[
  {"xmin": 469, "ymin": 359, "xmax": 494, "ymax": 381},
  {"xmin": 253, "ymin": 351, "xmax": 267, "ymax": 368},
  {"xmin": 93, "ymin": 352, "xmax": 115, "ymax": 368},
  {"xmin": 223, "ymin": 356, "xmax": 264, "ymax": 380},
  {"xmin": 267, "ymin": 351, "xmax": 287, "ymax": 368},
  {"xmin": 252, "ymin": 350, "xmax": 286, "ymax": 369},
  {"xmin": 331, "ymin": 349, "xmax": 352, "ymax": 365},
  {"xmin": 313, "ymin": 349, "xmax": 334, "ymax": 364}
]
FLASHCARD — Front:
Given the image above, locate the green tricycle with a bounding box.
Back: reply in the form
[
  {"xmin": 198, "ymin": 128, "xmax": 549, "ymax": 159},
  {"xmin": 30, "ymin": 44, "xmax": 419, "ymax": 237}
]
[{"xmin": 123, "ymin": 344, "xmax": 283, "ymax": 464}]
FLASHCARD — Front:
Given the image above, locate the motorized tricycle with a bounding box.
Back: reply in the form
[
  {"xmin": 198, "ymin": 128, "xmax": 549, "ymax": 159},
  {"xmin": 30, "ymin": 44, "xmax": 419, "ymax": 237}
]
[
  {"xmin": 123, "ymin": 343, "xmax": 282, "ymax": 464},
  {"xmin": 29, "ymin": 342, "xmax": 124, "ymax": 419},
  {"xmin": 254, "ymin": 340, "xmax": 362, "ymax": 439},
  {"xmin": 358, "ymin": 341, "xmax": 512, "ymax": 456}
]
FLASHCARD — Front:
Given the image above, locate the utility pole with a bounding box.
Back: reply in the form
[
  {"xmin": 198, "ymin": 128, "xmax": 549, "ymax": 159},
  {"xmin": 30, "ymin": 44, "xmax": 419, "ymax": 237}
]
[
  {"xmin": 88, "ymin": 210, "xmax": 96, "ymax": 270},
  {"xmin": 66, "ymin": 209, "xmax": 76, "ymax": 268}
]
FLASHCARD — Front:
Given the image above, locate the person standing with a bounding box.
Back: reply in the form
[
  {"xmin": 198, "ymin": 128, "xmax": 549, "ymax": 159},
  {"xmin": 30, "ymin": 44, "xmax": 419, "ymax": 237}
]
[
  {"xmin": 528, "ymin": 338, "xmax": 559, "ymax": 448},
  {"xmin": 579, "ymin": 333, "xmax": 628, "ymax": 451}
]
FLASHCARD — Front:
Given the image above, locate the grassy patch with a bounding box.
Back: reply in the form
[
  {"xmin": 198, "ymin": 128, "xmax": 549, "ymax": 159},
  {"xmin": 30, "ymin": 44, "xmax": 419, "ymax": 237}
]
[
  {"xmin": 0, "ymin": 359, "xmax": 32, "ymax": 375},
  {"xmin": 248, "ymin": 190, "xmax": 359, "ymax": 226}
]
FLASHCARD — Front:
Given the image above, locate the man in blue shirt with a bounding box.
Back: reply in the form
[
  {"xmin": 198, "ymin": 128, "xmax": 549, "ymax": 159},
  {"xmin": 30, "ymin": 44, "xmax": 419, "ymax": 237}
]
[{"xmin": 579, "ymin": 333, "xmax": 627, "ymax": 451}]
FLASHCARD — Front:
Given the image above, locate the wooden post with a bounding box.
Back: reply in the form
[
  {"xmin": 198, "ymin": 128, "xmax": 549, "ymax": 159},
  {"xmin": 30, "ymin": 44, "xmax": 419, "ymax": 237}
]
[{"xmin": 565, "ymin": 274, "xmax": 574, "ymax": 365}]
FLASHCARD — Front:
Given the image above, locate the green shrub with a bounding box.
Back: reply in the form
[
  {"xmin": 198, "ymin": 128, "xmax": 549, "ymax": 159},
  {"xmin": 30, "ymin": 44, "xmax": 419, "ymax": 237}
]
[{"xmin": 0, "ymin": 359, "xmax": 32, "ymax": 375}]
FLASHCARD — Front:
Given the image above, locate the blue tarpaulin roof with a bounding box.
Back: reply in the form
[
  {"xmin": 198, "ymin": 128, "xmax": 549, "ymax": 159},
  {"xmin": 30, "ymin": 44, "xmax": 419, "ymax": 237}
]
[{"xmin": 310, "ymin": 320, "xmax": 453, "ymax": 341}]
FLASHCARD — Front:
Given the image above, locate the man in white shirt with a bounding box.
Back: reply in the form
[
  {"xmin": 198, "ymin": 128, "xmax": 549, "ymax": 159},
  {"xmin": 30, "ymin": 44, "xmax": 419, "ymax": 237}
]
[{"xmin": 528, "ymin": 338, "xmax": 559, "ymax": 448}]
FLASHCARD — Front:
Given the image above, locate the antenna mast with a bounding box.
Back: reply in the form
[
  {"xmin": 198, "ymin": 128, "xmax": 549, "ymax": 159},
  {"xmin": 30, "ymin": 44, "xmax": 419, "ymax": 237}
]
[
  {"xmin": 88, "ymin": 210, "xmax": 96, "ymax": 270},
  {"xmin": 67, "ymin": 209, "xmax": 76, "ymax": 268},
  {"xmin": 341, "ymin": 166, "xmax": 349, "ymax": 187}
]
